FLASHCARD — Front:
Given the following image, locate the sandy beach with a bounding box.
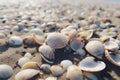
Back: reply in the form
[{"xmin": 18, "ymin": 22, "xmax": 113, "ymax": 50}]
[{"xmin": 0, "ymin": 0, "xmax": 120, "ymax": 80}]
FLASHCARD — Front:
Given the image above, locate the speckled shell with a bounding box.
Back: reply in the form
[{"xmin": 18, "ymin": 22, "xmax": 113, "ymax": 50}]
[
  {"xmin": 50, "ymin": 65, "xmax": 63, "ymax": 77},
  {"xmin": 46, "ymin": 32, "xmax": 68, "ymax": 49},
  {"xmin": 79, "ymin": 57, "xmax": 106, "ymax": 72},
  {"xmin": 8, "ymin": 36, "xmax": 23, "ymax": 46},
  {"xmin": 0, "ymin": 64, "xmax": 13, "ymax": 79},
  {"xmin": 21, "ymin": 61, "xmax": 40, "ymax": 70},
  {"xmin": 15, "ymin": 69, "xmax": 40, "ymax": 80},
  {"xmin": 85, "ymin": 41, "xmax": 105, "ymax": 59},
  {"xmin": 66, "ymin": 65, "xmax": 83, "ymax": 80}
]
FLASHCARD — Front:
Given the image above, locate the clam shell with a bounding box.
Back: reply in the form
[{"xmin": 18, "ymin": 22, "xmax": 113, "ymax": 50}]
[
  {"xmin": 24, "ymin": 52, "xmax": 33, "ymax": 59},
  {"xmin": 15, "ymin": 69, "xmax": 40, "ymax": 80},
  {"xmin": 104, "ymin": 40, "xmax": 119, "ymax": 51},
  {"xmin": 45, "ymin": 77, "xmax": 57, "ymax": 80},
  {"xmin": 46, "ymin": 32, "xmax": 68, "ymax": 49},
  {"xmin": 21, "ymin": 61, "xmax": 40, "ymax": 70},
  {"xmin": 31, "ymin": 28, "xmax": 43, "ymax": 35},
  {"xmin": 50, "ymin": 65, "xmax": 63, "ymax": 77},
  {"xmin": 70, "ymin": 37, "xmax": 85, "ymax": 51},
  {"xmin": 0, "ymin": 39, "xmax": 8, "ymax": 47},
  {"xmin": 105, "ymin": 50, "xmax": 120, "ymax": 66},
  {"xmin": 0, "ymin": 64, "xmax": 13, "ymax": 79},
  {"xmin": 73, "ymin": 48, "xmax": 86, "ymax": 58},
  {"xmin": 66, "ymin": 65, "xmax": 83, "ymax": 80},
  {"xmin": 40, "ymin": 64, "xmax": 51, "ymax": 74},
  {"xmin": 85, "ymin": 41, "xmax": 105, "ymax": 59},
  {"xmin": 34, "ymin": 35, "xmax": 45, "ymax": 45},
  {"xmin": 60, "ymin": 60, "xmax": 73, "ymax": 70},
  {"xmin": 17, "ymin": 57, "xmax": 31, "ymax": 67},
  {"xmin": 79, "ymin": 57, "xmax": 106, "ymax": 72},
  {"xmin": 39, "ymin": 44, "xmax": 55, "ymax": 62},
  {"xmin": 0, "ymin": 32, "xmax": 7, "ymax": 39},
  {"xmin": 8, "ymin": 36, "xmax": 23, "ymax": 46}
]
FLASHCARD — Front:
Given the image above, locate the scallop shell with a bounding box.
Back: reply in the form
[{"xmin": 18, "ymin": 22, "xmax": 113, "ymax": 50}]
[
  {"xmin": 38, "ymin": 44, "xmax": 55, "ymax": 63},
  {"xmin": 40, "ymin": 64, "xmax": 51, "ymax": 74},
  {"xmin": 66, "ymin": 65, "xmax": 83, "ymax": 80},
  {"xmin": 85, "ymin": 41, "xmax": 105, "ymax": 59},
  {"xmin": 104, "ymin": 40, "xmax": 119, "ymax": 52},
  {"xmin": 105, "ymin": 50, "xmax": 120, "ymax": 66},
  {"xmin": 50, "ymin": 65, "xmax": 63, "ymax": 77},
  {"xmin": 79, "ymin": 57, "xmax": 106, "ymax": 72},
  {"xmin": 21, "ymin": 61, "xmax": 40, "ymax": 70},
  {"xmin": 46, "ymin": 32, "xmax": 68, "ymax": 49},
  {"xmin": 8, "ymin": 36, "xmax": 23, "ymax": 46},
  {"xmin": 60, "ymin": 60, "xmax": 73, "ymax": 70},
  {"xmin": 15, "ymin": 69, "xmax": 40, "ymax": 80},
  {"xmin": 45, "ymin": 77, "xmax": 57, "ymax": 80},
  {"xmin": 0, "ymin": 64, "xmax": 13, "ymax": 79},
  {"xmin": 17, "ymin": 57, "xmax": 31, "ymax": 67}
]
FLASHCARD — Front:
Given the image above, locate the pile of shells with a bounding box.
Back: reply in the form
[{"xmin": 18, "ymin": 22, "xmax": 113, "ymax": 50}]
[{"xmin": 0, "ymin": 0, "xmax": 120, "ymax": 80}]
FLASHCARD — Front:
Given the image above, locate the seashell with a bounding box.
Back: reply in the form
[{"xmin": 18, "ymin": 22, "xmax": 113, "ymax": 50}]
[
  {"xmin": 15, "ymin": 69, "xmax": 40, "ymax": 80},
  {"xmin": 40, "ymin": 64, "xmax": 51, "ymax": 74},
  {"xmin": 0, "ymin": 39, "xmax": 8, "ymax": 47},
  {"xmin": 38, "ymin": 44, "xmax": 55, "ymax": 64},
  {"xmin": 77, "ymin": 30, "xmax": 94, "ymax": 40},
  {"xmin": 89, "ymin": 24, "xmax": 99, "ymax": 31},
  {"xmin": 73, "ymin": 48, "xmax": 86, "ymax": 58},
  {"xmin": 66, "ymin": 65, "xmax": 83, "ymax": 80},
  {"xmin": 70, "ymin": 37, "xmax": 85, "ymax": 51},
  {"xmin": 24, "ymin": 52, "xmax": 33, "ymax": 59},
  {"xmin": 45, "ymin": 77, "xmax": 57, "ymax": 80},
  {"xmin": 100, "ymin": 36, "xmax": 110, "ymax": 43},
  {"xmin": 79, "ymin": 57, "xmax": 106, "ymax": 72},
  {"xmin": 105, "ymin": 50, "xmax": 120, "ymax": 66},
  {"xmin": 0, "ymin": 32, "xmax": 7, "ymax": 39},
  {"xmin": 17, "ymin": 57, "xmax": 31, "ymax": 67},
  {"xmin": 85, "ymin": 41, "xmax": 105, "ymax": 59},
  {"xmin": 23, "ymin": 28, "xmax": 29, "ymax": 33},
  {"xmin": 104, "ymin": 40, "xmax": 119, "ymax": 52},
  {"xmin": 21, "ymin": 61, "xmax": 40, "ymax": 70},
  {"xmin": 23, "ymin": 35, "xmax": 36, "ymax": 46},
  {"xmin": 31, "ymin": 28, "xmax": 43, "ymax": 35},
  {"xmin": 50, "ymin": 65, "xmax": 63, "ymax": 77},
  {"xmin": 8, "ymin": 36, "xmax": 23, "ymax": 46},
  {"xmin": 60, "ymin": 60, "xmax": 73, "ymax": 70},
  {"xmin": 0, "ymin": 64, "xmax": 13, "ymax": 79},
  {"xmin": 83, "ymin": 72, "xmax": 98, "ymax": 80},
  {"xmin": 46, "ymin": 32, "xmax": 68, "ymax": 49},
  {"xmin": 34, "ymin": 35, "xmax": 45, "ymax": 45},
  {"xmin": 13, "ymin": 25, "xmax": 23, "ymax": 32}
]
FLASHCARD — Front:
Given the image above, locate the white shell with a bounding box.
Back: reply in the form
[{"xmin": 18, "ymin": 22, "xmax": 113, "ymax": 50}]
[
  {"xmin": 18, "ymin": 57, "xmax": 31, "ymax": 67},
  {"xmin": 9, "ymin": 36, "xmax": 23, "ymax": 46},
  {"xmin": 0, "ymin": 64, "xmax": 13, "ymax": 79},
  {"xmin": 104, "ymin": 40, "xmax": 119, "ymax": 51},
  {"xmin": 45, "ymin": 77, "xmax": 57, "ymax": 80},
  {"xmin": 31, "ymin": 28, "xmax": 43, "ymax": 35},
  {"xmin": 39, "ymin": 44, "xmax": 54, "ymax": 60},
  {"xmin": 46, "ymin": 32, "xmax": 68, "ymax": 49},
  {"xmin": 0, "ymin": 32, "xmax": 7, "ymax": 39},
  {"xmin": 85, "ymin": 41, "xmax": 105, "ymax": 59},
  {"xmin": 34, "ymin": 35, "xmax": 45, "ymax": 45},
  {"xmin": 15, "ymin": 69, "xmax": 40, "ymax": 80},
  {"xmin": 73, "ymin": 48, "xmax": 86, "ymax": 57},
  {"xmin": 50, "ymin": 65, "xmax": 63, "ymax": 77},
  {"xmin": 24, "ymin": 52, "xmax": 33, "ymax": 59},
  {"xmin": 105, "ymin": 50, "xmax": 120, "ymax": 66},
  {"xmin": 60, "ymin": 60, "xmax": 73, "ymax": 70},
  {"xmin": 66, "ymin": 65, "xmax": 83, "ymax": 80},
  {"xmin": 79, "ymin": 57, "xmax": 106, "ymax": 72}
]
